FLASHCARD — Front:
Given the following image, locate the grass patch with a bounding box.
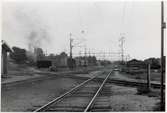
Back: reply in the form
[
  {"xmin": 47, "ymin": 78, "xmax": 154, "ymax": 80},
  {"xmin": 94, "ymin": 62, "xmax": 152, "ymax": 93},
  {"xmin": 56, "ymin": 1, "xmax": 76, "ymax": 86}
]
[
  {"xmin": 120, "ymin": 71, "xmax": 161, "ymax": 82},
  {"xmin": 137, "ymin": 87, "xmax": 161, "ymax": 98},
  {"xmin": 137, "ymin": 86, "xmax": 151, "ymax": 95}
]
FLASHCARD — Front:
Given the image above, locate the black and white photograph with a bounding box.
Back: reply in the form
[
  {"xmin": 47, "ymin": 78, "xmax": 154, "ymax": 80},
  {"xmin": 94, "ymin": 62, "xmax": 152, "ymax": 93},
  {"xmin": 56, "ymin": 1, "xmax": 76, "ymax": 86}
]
[{"xmin": 1, "ymin": 0, "xmax": 166, "ymax": 112}]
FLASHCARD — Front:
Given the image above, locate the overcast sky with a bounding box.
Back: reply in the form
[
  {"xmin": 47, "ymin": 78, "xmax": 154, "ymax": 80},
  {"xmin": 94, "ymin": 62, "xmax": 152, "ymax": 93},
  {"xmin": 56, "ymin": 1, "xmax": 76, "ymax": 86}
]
[{"xmin": 2, "ymin": 0, "xmax": 167, "ymax": 60}]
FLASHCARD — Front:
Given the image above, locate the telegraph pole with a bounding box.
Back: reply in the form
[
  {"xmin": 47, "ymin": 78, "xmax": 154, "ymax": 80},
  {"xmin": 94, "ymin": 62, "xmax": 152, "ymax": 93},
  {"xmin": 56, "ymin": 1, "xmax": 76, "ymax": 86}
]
[
  {"xmin": 147, "ymin": 64, "xmax": 151, "ymax": 91},
  {"xmin": 119, "ymin": 36, "xmax": 125, "ymax": 63},
  {"xmin": 70, "ymin": 33, "xmax": 73, "ymax": 59},
  {"xmin": 79, "ymin": 51, "xmax": 82, "ymax": 66},
  {"xmin": 84, "ymin": 46, "xmax": 87, "ymax": 67},
  {"xmin": 160, "ymin": 1, "xmax": 166, "ymax": 110},
  {"xmin": 89, "ymin": 49, "xmax": 91, "ymax": 57},
  {"xmin": 69, "ymin": 33, "xmax": 74, "ymax": 69},
  {"xmin": 103, "ymin": 52, "xmax": 105, "ymax": 61}
]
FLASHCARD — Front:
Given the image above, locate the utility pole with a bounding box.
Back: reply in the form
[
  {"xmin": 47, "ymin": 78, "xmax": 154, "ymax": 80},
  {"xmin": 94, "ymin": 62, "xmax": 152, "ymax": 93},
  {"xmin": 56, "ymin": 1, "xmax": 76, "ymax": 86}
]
[
  {"xmin": 79, "ymin": 51, "xmax": 82, "ymax": 67},
  {"xmin": 69, "ymin": 33, "xmax": 74, "ymax": 69},
  {"xmin": 147, "ymin": 64, "xmax": 151, "ymax": 91},
  {"xmin": 103, "ymin": 52, "xmax": 105, "ymax": 61},
  {"xmin": 70, "ymin": 33, "xmax": 73, "ymax": 59},
  {"xmin": 89, "ymin": 49, "xmax": 91, "ymax": 57},
  {"xmin": 69, "ymin": 31, "xmax": 86, "ymax": 68},
  {"xmin": 79, "ymin": 51, "xmax": 82, "ymax": 57},
  {"xmin": 119, "ymin": 36, "xmax": 125, "ymax": 63},
  {"xmin": 45, "ymin": 49, "xmax": 47, "ymax": 56},
  {"xmin": 84, "ymin": 47, "xmax": 87, "ymax": 67},
  {"xmin": 161, "ymin": 1, "xmax": 166, "ymax": 110}
]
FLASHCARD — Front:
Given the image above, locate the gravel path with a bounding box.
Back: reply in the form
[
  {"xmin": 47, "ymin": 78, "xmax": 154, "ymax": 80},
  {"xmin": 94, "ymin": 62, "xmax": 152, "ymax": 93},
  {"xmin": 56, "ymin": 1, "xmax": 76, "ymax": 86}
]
[{"xmin": 1, "ymin": 76, "xmax": 84, "ymax": 112}]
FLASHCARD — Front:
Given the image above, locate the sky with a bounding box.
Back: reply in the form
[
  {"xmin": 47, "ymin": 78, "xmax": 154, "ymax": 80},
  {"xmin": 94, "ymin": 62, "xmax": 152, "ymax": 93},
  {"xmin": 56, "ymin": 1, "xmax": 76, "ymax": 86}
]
[{"xmin": 1, "ymin": 0, "xmax": 167, "ymax": 61}]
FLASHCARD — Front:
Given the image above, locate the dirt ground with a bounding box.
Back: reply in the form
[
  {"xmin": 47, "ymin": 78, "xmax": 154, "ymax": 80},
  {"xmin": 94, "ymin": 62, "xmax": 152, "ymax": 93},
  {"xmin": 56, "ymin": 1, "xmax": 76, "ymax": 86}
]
[
  {"xmin": 1, "ymin": 66, "xmax": 161, "ymax": 112},
  {"xmin": 1, "ymin": 76, "xmax": 84, "ymax": 112},
  {"xmin": 107, "ymin": 85, "xmax": 160, "ymax": 111}
]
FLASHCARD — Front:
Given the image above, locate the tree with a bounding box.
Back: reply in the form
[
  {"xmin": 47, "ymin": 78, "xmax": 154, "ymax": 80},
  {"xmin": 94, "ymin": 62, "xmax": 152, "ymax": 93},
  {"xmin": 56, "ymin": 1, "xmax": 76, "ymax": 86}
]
[
  {"xmin": 10, "ymin": 46, "xmax": 27, "ymax": 63},
  {"xmin": 144, "ymin": 58, "xmax": 161, "ymax": 69}
]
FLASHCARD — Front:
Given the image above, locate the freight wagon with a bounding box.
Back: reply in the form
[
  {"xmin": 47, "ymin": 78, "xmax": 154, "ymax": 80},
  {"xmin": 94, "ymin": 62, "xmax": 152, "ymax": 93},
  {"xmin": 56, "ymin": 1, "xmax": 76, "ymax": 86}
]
[{"xmin": 37, "ymin": 60, "xmax": 52, "ymax": 68}]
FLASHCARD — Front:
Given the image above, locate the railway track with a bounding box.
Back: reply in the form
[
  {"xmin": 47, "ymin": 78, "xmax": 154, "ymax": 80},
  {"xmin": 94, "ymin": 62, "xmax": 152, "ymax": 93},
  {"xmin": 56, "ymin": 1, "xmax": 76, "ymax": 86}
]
[
  {"xmin": 34, "ymin": 71, "xmax": 112, "ymax": 112},
  {"xmin": 33, "ymin": 70, "xmax": 164, "ymax": 112}
]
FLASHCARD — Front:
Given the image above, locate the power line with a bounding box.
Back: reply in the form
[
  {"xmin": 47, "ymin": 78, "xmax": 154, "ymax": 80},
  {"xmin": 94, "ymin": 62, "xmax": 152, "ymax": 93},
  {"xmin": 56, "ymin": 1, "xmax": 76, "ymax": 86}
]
[{"xmin": 72, "ymin": 51, "xmax": 123, "ymax": 61}]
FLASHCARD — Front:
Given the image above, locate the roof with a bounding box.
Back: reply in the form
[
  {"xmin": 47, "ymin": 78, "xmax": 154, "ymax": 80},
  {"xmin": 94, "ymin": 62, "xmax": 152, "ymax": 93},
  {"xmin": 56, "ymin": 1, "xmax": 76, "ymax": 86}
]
[{"xmin": 1, "ymin": 40, "xmax": 13, "ymax": 52}]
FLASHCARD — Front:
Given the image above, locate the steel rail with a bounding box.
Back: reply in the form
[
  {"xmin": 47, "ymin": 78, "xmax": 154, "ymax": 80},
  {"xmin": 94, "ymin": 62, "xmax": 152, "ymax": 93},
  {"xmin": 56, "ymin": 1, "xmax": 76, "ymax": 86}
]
[
  {"xmin": 84, "ymin": 71, "xmax": 112, "ymax": 112},
  {"xmin": 34, "ymin": 72, "xmax": 103, "ymax": 112}
]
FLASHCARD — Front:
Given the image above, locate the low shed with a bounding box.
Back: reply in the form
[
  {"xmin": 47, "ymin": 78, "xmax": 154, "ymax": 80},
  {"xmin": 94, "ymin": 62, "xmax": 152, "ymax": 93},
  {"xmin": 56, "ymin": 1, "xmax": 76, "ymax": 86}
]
[{"xmin": 1, "ymin": 40, "xmax": 12, "ymax": 77}]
